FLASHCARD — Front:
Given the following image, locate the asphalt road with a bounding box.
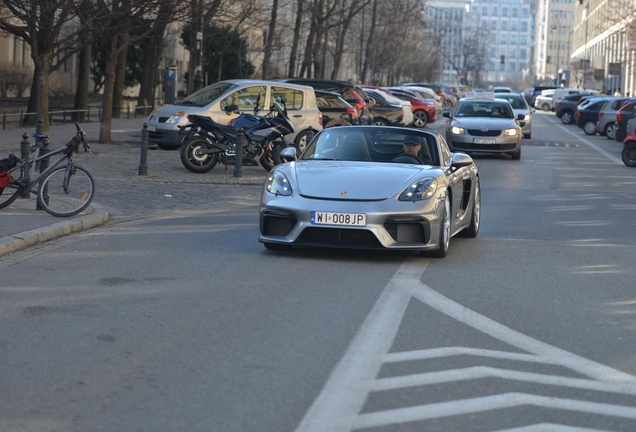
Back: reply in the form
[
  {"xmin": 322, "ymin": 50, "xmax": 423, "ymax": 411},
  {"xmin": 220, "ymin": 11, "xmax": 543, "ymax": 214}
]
[{"xmin": 1, "ymin": 111, "xmax": 636, "ymax": 432}]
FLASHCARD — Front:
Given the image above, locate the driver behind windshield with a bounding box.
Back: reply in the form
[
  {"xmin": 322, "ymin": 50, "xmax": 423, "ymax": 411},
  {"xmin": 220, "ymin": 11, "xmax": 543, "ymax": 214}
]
[{"xmin": 394, "ymin": 136, "xmax": 425, "ymax": 164}]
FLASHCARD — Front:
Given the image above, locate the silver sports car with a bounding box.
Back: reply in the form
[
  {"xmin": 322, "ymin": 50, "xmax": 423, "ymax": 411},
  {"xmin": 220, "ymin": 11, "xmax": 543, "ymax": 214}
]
[{"xmin": 258, "ymin": 126, "xmax": 481, "ymax": 257}]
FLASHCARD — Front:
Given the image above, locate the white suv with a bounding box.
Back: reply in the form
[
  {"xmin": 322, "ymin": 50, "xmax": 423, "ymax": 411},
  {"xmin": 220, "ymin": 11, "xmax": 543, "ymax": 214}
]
[{"xmin": 146, "ymin": 79, "xmax": 323, "ymax": 150}]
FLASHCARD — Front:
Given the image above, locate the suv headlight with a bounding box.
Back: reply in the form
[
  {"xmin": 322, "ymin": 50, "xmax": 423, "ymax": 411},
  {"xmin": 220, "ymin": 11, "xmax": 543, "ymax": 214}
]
[
  {"xmin": 503, "ymin": 128, "xmax": 518, "ymax": 136},
  {"xmin": 399, "ymin": 177, "xmax": 438, "ymax": 201},
  {"xmin": 166, "ymin": 111, "xmax": 186, "ymax": 124},
  {"xmin": 265, "ymin": 171, "xmax": 292, "ymax": 196},
  {"xmin": 451, "ymin": 126, "xmax": 465, "ymax": 135}
]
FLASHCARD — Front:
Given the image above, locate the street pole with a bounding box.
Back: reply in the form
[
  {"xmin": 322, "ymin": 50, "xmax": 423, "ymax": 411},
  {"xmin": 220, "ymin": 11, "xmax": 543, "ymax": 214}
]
[{"xmin": 193, "ymin": 1, "xmax": 204, "ymax": 92}]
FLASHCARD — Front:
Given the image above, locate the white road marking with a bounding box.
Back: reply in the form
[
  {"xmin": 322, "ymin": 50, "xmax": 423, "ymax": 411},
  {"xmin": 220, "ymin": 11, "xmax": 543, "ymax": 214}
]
[
  {"xmin": 545, "ymin": 114, "xmax": 623, "ymax": 164},
  {"xmin": 493, "ymin": 424, "xmax": 614, "ymax": 431},
  {"xmin": 295, "ymin": 265, "xmax": 636, "ymax": 432},
  {"xmin": 353, "ymin": 393, "xmax": 636, "ymax": 429},
  {"xmin": 294, "ymin": 261, "xmax": 426, "ymax": 432}
]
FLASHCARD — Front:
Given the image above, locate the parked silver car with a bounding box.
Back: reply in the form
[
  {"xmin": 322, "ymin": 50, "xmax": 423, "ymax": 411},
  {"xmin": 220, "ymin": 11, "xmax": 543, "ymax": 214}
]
[
  {"xmin": 146, "ymin": 79, "xmax": 323, "ymax": 150},
  {"xmin": 596, "ymin": 98, "xmax": 631, "ymax": 140}
]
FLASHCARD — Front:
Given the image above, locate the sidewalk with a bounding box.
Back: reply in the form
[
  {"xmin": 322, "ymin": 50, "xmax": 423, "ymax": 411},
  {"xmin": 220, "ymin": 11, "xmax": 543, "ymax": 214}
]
[{"xmin": 0, "ymin": 117, "xmax": 268, "ymax": 257}]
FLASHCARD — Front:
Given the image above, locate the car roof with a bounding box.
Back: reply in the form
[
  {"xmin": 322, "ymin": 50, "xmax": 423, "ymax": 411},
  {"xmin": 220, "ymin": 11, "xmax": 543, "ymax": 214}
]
[{"xmin": 223, "ymin": 79, "xmax": 313, "ymax": 91}]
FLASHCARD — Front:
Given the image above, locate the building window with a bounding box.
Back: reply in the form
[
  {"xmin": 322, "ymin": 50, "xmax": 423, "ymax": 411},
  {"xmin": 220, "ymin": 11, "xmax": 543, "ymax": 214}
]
[
  {"xmin": 492, "ymin": 6, "xmax": 498, "ymax": 16},
  {"xmin": 501, "ymin": 34, "xmax": 507, "ymax": 44},
  {"xmin": 521, "ymin": 21, "xmax": 528, "ymax": 32},
  {"xmin": 510, "ymin": 34, "xmax": 518, "ymax": 44},
  {"xmin": 522, "ymin": 8, "xmax": 529, "ymax": 17},
  {"xmin": 501, "ymin": 20, "xmax": 508, "ymax": 30},
  {"xmin": 512, "ymin": 8, "xmax": 518, "ymax": 17},
  {"xmin": 509, "ymin": 63, "xmax": 516, "ymax": 71},
  {"xmin": 502, "ymin": 7, "xmax": 508, "ymax": 16},
  {"xmin": 520, "ymin": 49, "xmax": 527, "ymax": 58},
  {"xmin": 511, "ymin": 21, "xmax": 518, "ymax": 31},
  {"xmin": 491, "ymin": 20, "xmax": 498, "ymax": 30},
  {"xmin": 520, "ymin": 35, "xmax": 527, "ymax": 44},
  {"xmin": 482, "ymin": 6, "xmax": 488, "ymax": 15}
]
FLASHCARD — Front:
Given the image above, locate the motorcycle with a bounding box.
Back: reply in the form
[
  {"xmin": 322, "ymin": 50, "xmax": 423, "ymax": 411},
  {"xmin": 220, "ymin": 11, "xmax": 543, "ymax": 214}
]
[
  {"xmin": 178, "ymin": 99, "xmax": 295, "ymax": 173},
  {"xmin": 622, "ymin": 131, "xmax": 636, "ymax": 167}
]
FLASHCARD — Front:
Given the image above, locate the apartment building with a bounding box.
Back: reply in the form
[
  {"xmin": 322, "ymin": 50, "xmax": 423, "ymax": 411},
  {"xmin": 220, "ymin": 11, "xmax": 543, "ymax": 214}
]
[{"xmin": 535, "ymin": 0, "xmax": 576, "ymax": 86}]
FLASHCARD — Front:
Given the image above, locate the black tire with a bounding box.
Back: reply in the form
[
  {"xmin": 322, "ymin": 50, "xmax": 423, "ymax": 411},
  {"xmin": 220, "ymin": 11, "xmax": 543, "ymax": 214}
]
[
  {"xmin": 523, "ymin": 132, "xmax": 531, "ymax": 139},
  {"xmin": 561, "ymin": 111, "xmax": 573, "ymax": 124},
  {"xmin": 622, "ymin": 142, "xmax": 636, "ymax": 167},
  {"xmin": 373, "ymin": 118, "xmax": 389, "ymax": 126},
  {"xmin": 157, "ymin": 143, "xmax": 180, "ymax": 151},
  {"xmin": 324, "ymin": 119, "xmax": 352, "ymax": 128},
  {"xmin": 412, "ymin": 110, "xmax": 429, "ymax": 128},
  {"xmin": 605, "ymin": 122, "xmax": 618, "ymax": 140},
  {"xmin": 0, "ymin": 180, "xmax": 22, "ymax": 209},
  {"xmin": 510, "ymin": 147, "xmax": 521, "ymax": 160},
  {"xmin": 458, "ymin": 177, "xmax": 480, "ymax": 238},
  {"xmin": 423, "ymin": 194, "xmax": 450, "ymax": 258},
  {"xmin": 180, "ymin": 138, "xmax": 219, "ymax": 173},
  {"xmin": 37, "ymin": 165, "xmax": 95, "ymax": 217},
  {"xmin": 583, "ymin": 120, "xmax": 597, "ymax": 135},
  {"xmin": 294, "ymin": 130, "xmax": 315, "ymax": 155},
  {"xmin": 263, "ymin": 242, "xmax": 292, "ymax": 251}
]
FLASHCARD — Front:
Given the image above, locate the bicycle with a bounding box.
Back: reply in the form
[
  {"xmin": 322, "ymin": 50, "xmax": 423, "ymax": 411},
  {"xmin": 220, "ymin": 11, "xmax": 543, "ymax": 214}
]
[{"xmin": 0, "ymin": 123, "xmax": 95, "ymax": 217}]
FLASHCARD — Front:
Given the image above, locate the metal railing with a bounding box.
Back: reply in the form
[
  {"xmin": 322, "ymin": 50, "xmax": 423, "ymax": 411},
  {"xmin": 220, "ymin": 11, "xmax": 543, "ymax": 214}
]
[{"xmin": 1, "ymin": 104, "xmax": 155, "ymax": 130}]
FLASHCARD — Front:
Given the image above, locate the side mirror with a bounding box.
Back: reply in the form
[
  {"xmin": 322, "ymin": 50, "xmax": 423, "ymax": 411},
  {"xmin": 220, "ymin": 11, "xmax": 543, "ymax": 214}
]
[
  {"xmin": 280, "ymin": 147, "xmax": 298, "ymax": 161},
  {"xmin": 517, "ymin": 113, "xmax": 526, "ymax": 120},
  {"xmin": 225, "ymin": 104, "xmax": 239, "ymax": 114},
  {"xmin": 442, "ymin": 111, "xmax": 451, "ymax": 118},
  {"xmin": 451, "ymin": 152, "xmax": 473, "ymax": 168}
]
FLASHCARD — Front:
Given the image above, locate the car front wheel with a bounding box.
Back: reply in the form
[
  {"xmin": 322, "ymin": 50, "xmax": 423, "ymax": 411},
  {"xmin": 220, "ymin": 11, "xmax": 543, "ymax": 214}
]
[
  {"xmin": 561, "ymin": 111, "xmax": 573, "ymax": 124},
  {"xmin": 583, "ymin": 120, "xmax": 597, "ymax": 135},
  {"xmin": 412, "ymin": 110, "xmax": 429, "ymax": 128}
]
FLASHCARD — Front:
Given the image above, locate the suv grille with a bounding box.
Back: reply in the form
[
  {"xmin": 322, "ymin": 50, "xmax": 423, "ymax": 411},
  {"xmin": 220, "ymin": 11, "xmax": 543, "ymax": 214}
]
[{"xmin": 467, "ymin": 129, "xmax": 501, "ymax": 137}]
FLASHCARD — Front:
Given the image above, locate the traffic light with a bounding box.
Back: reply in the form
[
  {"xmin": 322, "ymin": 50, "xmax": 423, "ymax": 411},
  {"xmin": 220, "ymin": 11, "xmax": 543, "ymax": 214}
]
[{"xmin": 500, "ymin": 55, "xmax": 505, "ymax": 64}]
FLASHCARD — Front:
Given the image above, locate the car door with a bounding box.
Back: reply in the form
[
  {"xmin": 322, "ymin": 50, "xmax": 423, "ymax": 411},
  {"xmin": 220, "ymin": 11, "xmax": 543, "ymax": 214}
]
[{"xmin": 269, "ymin": 85, "xmax": 308, "ymax": 133}]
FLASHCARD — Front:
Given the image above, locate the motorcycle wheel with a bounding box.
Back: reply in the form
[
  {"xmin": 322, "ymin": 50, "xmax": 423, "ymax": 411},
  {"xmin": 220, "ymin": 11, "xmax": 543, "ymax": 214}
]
[
  {"xmin": 622, "ymin": 142, "xmax": 636, "ymax": 167},
  {"xmin": 259, "ymin": 149, "xmax": 276, "ymax": 171},
  {"xmin": 180, "ymin": 138, "xmax": 219, "ymax": 173}
]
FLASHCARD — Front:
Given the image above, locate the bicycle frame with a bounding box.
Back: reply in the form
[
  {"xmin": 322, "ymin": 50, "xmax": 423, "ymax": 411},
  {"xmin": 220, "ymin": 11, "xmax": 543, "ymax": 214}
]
[{"xmin": 18, "ymin": 144, "xmax": 71, "ymax": 192}]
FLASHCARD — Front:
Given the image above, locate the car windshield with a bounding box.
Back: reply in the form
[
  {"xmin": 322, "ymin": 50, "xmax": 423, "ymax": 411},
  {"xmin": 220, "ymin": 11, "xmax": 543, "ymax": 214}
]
[
  {"xmin": 176, "ymin": 81, "xmax": 238, "ymax": 106},
  {"xmin": 455, "ymin": 101, "xmax": 514, "ymax": 118},
  {"xmin": 496, "ymin": 95, "xmax": 527, "ymax": 109},
  {"xmin": 300, "ymin": 127, "xmax": 440, "ymax": 165}
]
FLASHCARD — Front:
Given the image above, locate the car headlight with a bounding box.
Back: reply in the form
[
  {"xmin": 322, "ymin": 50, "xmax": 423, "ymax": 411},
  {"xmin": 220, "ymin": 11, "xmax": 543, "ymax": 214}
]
[
  {"xmin": 265, "ymin": 170, "xmax": 292, "ymax": 196},
  {"xmin": 451, "ymin": 126, "xmax": 465, "ymax": 135},
  {"xmin": 166, "ymin": 111, "xmax": 185, "ymax": 124},
  {"xmin": 524, "ymin": 114, "xmax": 530, "ymax": 120},
  {"xmin": 399, "ymin": 177, "xmax": 438, "ymax": 201},
  {"xmin": 503, "ymin": 128, "xmax": 518, "ymax": 136}
]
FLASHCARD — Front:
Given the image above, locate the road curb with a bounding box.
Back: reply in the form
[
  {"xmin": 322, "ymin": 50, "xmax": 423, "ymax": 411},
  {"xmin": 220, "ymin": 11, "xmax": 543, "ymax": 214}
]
[{"xmin": 0, "ymin": 204, "xmax": 110, "ymax": 257}]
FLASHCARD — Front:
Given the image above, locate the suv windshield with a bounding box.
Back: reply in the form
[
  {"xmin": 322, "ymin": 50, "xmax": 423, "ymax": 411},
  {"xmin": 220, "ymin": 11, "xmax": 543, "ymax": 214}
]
[{"xmin": 177, "ymin": 81, "xmax": 238, "ymax": 107}]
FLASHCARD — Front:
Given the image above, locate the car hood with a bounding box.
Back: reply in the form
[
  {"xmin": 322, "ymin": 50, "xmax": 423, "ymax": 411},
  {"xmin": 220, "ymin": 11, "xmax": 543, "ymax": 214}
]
[
  {"xmin": 451, "ymin": 117, "xmax": 517, "ymax": 129},
  {"xmin": 290, "ymin": 161, "xmax": 435, "ymax": 200}
]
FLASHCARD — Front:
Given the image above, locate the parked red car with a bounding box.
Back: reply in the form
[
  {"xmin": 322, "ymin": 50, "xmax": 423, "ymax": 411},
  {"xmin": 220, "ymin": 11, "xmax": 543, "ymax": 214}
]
[
  {"xmin": 386, "ymin": 90, "xmax": 436, "ymax": 128},
  {"xmin": 622, "ymin": 130, "xmax": 636, "ymax": 167}
]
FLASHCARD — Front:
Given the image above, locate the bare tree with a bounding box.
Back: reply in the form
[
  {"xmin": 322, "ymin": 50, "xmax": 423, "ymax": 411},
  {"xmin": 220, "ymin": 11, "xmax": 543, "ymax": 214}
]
[{"xmin": 262, "ymin": 0, "xmax": 280, "ymax": 79}]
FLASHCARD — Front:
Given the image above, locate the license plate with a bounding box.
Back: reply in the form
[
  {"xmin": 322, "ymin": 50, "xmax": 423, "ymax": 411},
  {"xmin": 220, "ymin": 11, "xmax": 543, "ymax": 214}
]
[
  {"xmin": 147, "ymin": 125, "xmax": 157, "ymax": 132},
  {"xmin": 473, "ymin": 138, "xmax": 496, "ymax": 144},
  {"xmin": 311, "ymin": 211, "xmax": 366, "ymax": 226}
]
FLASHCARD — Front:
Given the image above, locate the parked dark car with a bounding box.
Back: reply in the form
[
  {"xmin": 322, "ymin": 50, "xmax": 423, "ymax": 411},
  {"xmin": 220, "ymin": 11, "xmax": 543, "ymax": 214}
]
[
  {"xmin": 615, "ymin": 99, "xmax": 636, "ymax": 142},
  {"xmin": 314, "ymin": 90, "xmax": 359, "ymax": 128},
  {"xmin": 278, "ymin": 78, "xmax": 373, "ymax": 125},
  {"xmin": 362, "ymin": 89, "xmax": 404, "ymax": 126},
  {"xmin": 576, "ymin": 97, "xmax": 612, "ymax": 135},
  {"xmin": 555, "ymin": 93, "xmax": 594, "ymax": 124}
]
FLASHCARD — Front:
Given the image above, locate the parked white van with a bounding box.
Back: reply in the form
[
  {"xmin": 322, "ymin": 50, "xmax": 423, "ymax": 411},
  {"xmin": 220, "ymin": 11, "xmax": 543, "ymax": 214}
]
[{"xmin": 146, "ymin": 80, "xmax": 323, "ymax": 150}]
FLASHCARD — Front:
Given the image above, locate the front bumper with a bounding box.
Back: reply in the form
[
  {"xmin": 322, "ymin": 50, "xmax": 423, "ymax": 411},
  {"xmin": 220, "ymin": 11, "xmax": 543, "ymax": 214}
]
[
  {"xmin": 447, "ymin": 132, "xmax": 521, "ymax": 154},
  {"xmin": 258, "ymin": 196, "xmax": 443, "ymax": 251}
]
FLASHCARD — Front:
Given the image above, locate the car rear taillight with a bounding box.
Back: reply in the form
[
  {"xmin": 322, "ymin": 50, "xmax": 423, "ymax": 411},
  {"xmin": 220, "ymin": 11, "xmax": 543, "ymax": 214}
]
[
  {"xmin": 354, "ymin": 102, "xmax": 365, "ymax": 111},
  {"xmin": 346, "ymin": 107, "xmax": 358, "ymax": 119},
  {"xmin": 318, "ymin": 111, "xmax": 323, "ymax": 126},
  {"xmin": 617, "ymin": 111, "xmax": 624, "ymax": 121}
]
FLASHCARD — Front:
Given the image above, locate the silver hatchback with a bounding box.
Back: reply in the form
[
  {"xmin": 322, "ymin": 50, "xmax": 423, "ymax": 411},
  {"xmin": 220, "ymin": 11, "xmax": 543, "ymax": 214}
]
[
  {"xmin": 596, "ymin": 98, "xmax": 631, "ymax": 140},
  {"xmin": 146, "ymin": 80, "xmax": 323, "ymax": 150}
]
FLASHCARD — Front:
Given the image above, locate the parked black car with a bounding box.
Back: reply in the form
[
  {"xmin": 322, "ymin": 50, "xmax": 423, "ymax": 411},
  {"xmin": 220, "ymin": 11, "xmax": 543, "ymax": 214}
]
[
  {"xmin": 278, "ymin": 78, "xmax": 373, "ymax": 125},
  {"xmin": 555, "ymin": 94, "xmax": 592, "ymax": 124},
  {"xmin": 314, "ymin": 90, "xmax": 359, "ymax": 128},
  {"xmin": 615, "ymin": 99, "xmax": 636, "ymax": 142},
  {"xmin": 576, "ymin": 97, "xmax": 611, "ymax": 135},
  {"xmin": 361, "ymin": 89, "xmax": 404, "ymax": 126}
]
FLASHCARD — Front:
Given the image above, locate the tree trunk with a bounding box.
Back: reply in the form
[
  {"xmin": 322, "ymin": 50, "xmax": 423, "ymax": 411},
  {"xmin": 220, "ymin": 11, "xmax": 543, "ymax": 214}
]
[
  {"xmin": 24, "ymin": 68, "xmax": 40, "ymax": 128},
  {"xmin": 113, "ymin": 27, "xmax": 129, "ymax": 118},
  {"xmin": 74, "ymin": 45, "xmax": 91, "ymax": 123},
  {"xmin": 287, "ymin": 0, "xmax": 304, "ymax": 77},
  {"xmin": 262, "ymin": 0, "xmax": 279, "ymax": 79},
  {"xmin": 99, "ymin": 35, "xmax": 119, "ymax": 144},
  {"xmin": 361, "ymin": 0, "xmax": 378, "ymax": 83}
]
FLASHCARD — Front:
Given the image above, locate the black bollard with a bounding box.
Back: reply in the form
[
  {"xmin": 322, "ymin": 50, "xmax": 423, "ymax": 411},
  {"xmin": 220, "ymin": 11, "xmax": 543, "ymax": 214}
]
[
  {"xmin": 20, "ymin": 132, "xmax": 30, "ymax": 199},
  {"xmin": 139, "ymin": 123, "xmax": 148, "ymax": 175},
  {"xmin": 233, "ymin": 128, "xmax": 245, "ymax": 178},
  {"xmin": 36, "ymin": 137, "xmax": 50, "ymax": 209}
]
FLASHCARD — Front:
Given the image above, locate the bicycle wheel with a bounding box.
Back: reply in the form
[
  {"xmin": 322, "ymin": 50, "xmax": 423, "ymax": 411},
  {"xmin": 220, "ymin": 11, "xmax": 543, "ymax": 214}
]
[
  {"xmin": 0, "ymin": 179, "xmax": 22, "ymax": 209},
  {"xmin": 37, "ymin": 165, "xmax": 95, "ymax": 217}
]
